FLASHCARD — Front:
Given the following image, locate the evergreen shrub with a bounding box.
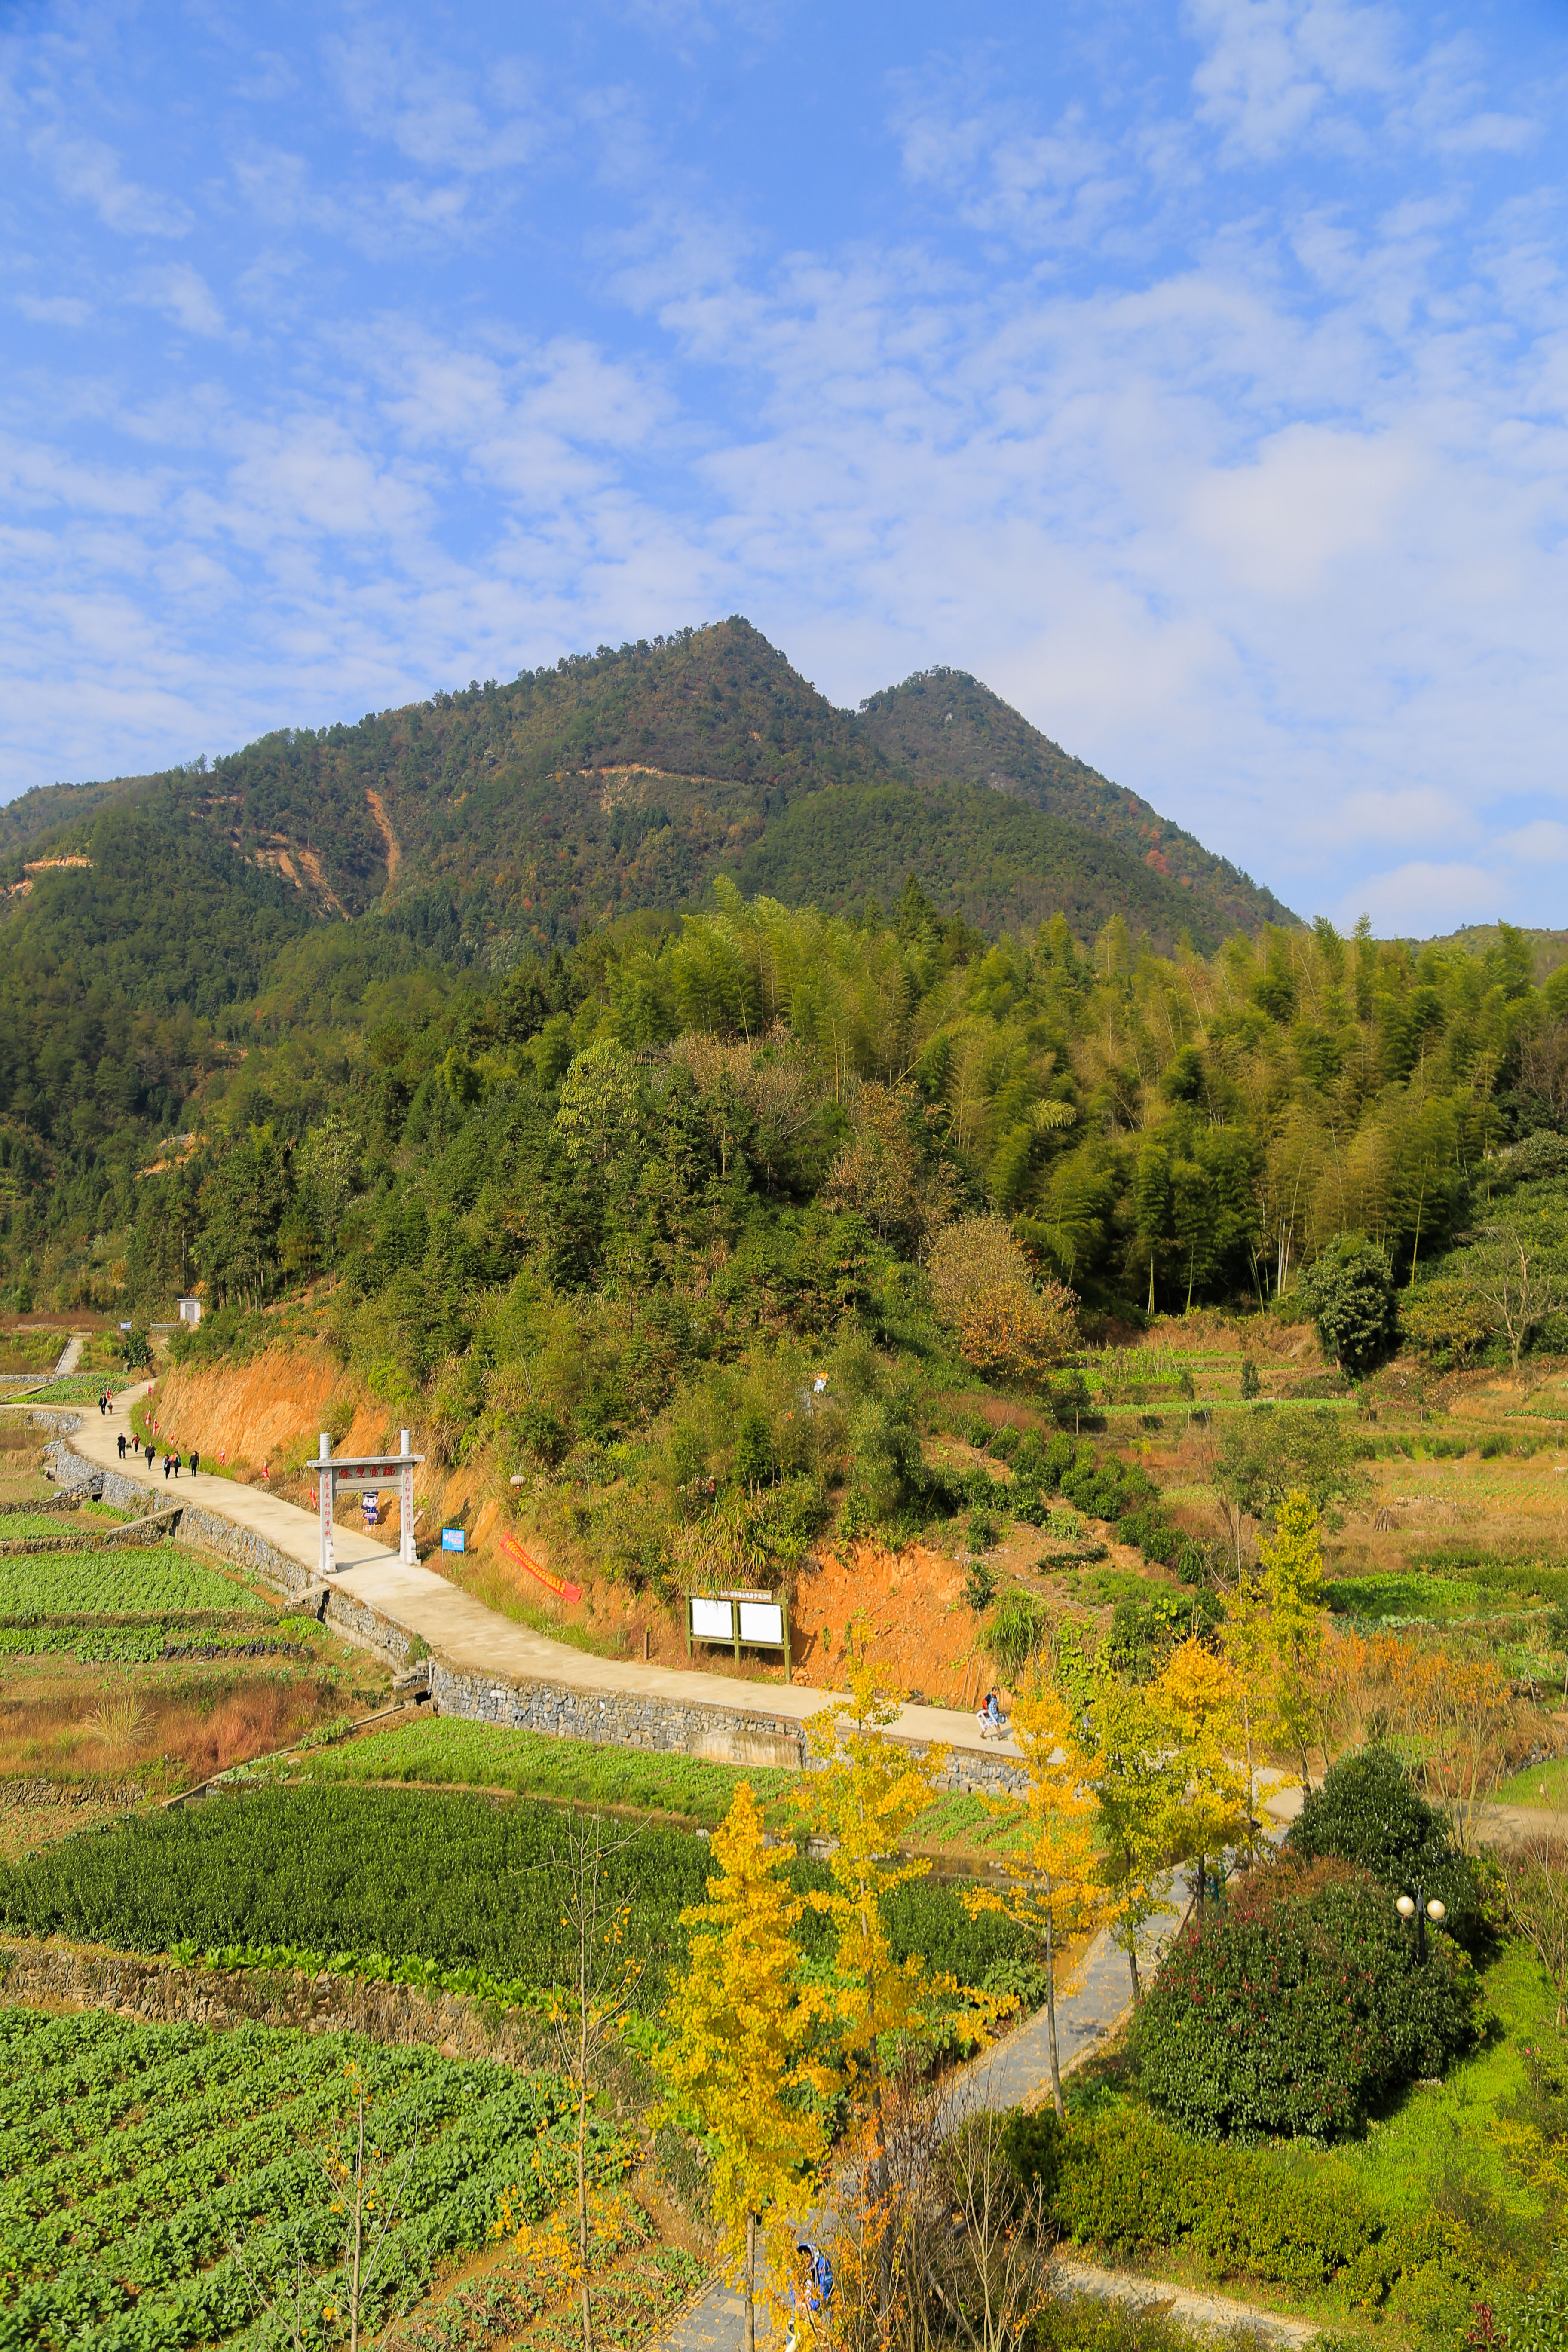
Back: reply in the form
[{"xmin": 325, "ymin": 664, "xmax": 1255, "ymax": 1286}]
[
  {"xmin": 1136, "ymin": 1859, "xmax": 1482, "ymax": 2140},
  {"xmin": 1287, "ymin": 1744, "xmax": 1490, "ymax": 1951},
  {"xmin": 1296, "ymin": 1232, "xmax": 1397, "ymax": 1374}
]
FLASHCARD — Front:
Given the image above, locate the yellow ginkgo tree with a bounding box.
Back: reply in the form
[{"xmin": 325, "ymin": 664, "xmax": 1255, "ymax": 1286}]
[
  {"xmin": 1079, "ymin": 1669, "xmax": 1182, "ymax": 2006},
  {"xmin": 961, "ymin": 1683, "xmax": 1111, "ymax": 2119},
  {"xmin": 1152, "ymin": 1636, "xmax": 1249, "ymax": 1916},
  {"xmin": 662, "ymin": 1783, "xmax": 827, "ymax": 2352},
  {"xmin": 793, "ymin": 1632, "xmax": 964, "ymax": 2199},
  {"xmin": 1258, "ymin": 1488, "xmax": 1327, "ymax": 1791}
]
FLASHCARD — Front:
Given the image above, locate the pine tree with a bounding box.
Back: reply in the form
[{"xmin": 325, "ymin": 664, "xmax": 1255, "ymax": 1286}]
[{"xmin": 662, "ymin": 1785, "xmax": 827, "ymax": 2352}]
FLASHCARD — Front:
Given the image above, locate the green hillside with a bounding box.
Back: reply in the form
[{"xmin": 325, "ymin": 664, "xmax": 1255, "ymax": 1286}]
[
  {"xmin": 0, "ymin": 614, "xmax": 1314, "ymax": 1285},
  {"xmin": 858, "ymin": 665, "xmax": 1296, "ymax": 932},
  {"xmin": 2, "ymin": 621, "xmax": 1286, "ymax": 990},
  {"xmin": 737, "ymin": 779, "xmax": 1222, "ymax": 944}
]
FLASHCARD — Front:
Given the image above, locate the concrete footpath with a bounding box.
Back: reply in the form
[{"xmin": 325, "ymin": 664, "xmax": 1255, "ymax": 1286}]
[
  {"xmin": 656, "ymin": 1865, "xmax": 1332, "ymax": 2352},
  {"xmin": 16, "ymin": 1384, "xmax": 1024, "ymax": 1768}
]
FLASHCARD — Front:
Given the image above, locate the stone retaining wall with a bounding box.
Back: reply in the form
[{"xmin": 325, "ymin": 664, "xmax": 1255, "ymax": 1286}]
[
  {"xmin": 430, "ymin": 1660, "xmax": 811, "ymax": 1770},
  {"xmin": 38, "ymin": 1429, "xmax": 1026, "ymax": 1792},
  {"xmin": 429, "ymin": 1662, "xmax": 1028, "ymax": 1790},
  {"xmin": 0, "ymin": 1939, "xmax": 545, "ymax": 2067}
]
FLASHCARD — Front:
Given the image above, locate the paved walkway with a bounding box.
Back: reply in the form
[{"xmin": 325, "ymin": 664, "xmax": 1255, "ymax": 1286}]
[
  {"xmin": 18, "ymin": 1388, "xmax": 1319, "ymax": 2344},
  {"xmin": 52, "ymin": 1333, "xmax": 83, "ymax": 1377},
  {"xmin": 662, "ymin": 1873, "xmax": 1199, "ymax": 2352},
  {"xmin": 12, "ymin": 1385, "xmax": 1025, "ymax": 1762}
]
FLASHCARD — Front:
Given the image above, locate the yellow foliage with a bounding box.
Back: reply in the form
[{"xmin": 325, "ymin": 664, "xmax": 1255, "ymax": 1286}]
[
  {"xmin": 662, "ymin": 1783, "xmax": 826, "ymax": 2337},
  {"xmin": 1152, "ymin": 1638, "xmax": 1249, "ymax": 1869},
  {"xmin": 961, "ymin": 1683, "xmax": 1111, "ymax": 2116},
  {"xmin": 794, "ymin": 1638, "xmax": 961, "ymax": 2076}
]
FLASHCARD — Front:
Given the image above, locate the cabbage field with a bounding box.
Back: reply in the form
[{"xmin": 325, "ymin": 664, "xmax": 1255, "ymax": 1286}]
[
  {"xmin": 0, "ymin": 1547, "xmax": 295, "ymax": 1664},
  {"xmin": 0, "ymin": 1552, "xmax": 264, "ymax": 1617},
  {"xmin": 0, "ymin": 2004, "xmax": 633, "ymax": 2352}
]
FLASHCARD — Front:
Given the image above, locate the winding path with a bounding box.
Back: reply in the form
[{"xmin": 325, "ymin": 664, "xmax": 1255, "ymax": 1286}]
[{"xmin": 15, "ymin": 1384, "xmax": 1027, "ymax": 1768}]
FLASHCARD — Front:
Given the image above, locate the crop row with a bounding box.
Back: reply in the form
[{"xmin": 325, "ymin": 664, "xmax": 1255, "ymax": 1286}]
[
  {"xmin": 0, "ymin": 1784, "xmax": 1030, "ymax": 2008},
  {"xmin": 0, "ymin": 1502, "xmax": 124, "ymax": 1531},
  {"xmin": 0, "ymin": 1555, "xmax": 266, "ymax": 1618},
  {"xmin": 0, "ymin": 2006, "xmax": 631, "ymax": 2351},
  {"xmin": 274, "ymin": 1713, "xmax": 797, "ymax": 1825},
  {"xmin": 0, "ymin": 1626, "xmax": 310, "ymax": 1664}
]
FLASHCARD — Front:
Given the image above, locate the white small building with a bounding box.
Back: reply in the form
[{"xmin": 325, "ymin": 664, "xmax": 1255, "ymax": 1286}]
[{"xmin": 177, "ymin": 1296, "xmax": 202, "ymax": 1326}]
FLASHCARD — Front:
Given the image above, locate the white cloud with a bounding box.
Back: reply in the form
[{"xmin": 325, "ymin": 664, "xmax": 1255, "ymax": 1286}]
[
  {"xmin": 135, "ymin": 266, "xmax": 225, "ymax": 337},
  {"xmin": 32, "ymin": 132, "xmax": 191, "ymax": 239},
  {"xmin": 15, "ymin": 293, "xmax": 93, "ymax": 327},
  {"xmin": 1185, "ymin": 0, "xmax": 1402, "ymax": 162},
  {"xmin": 1497, "ymin": 819, "xmax": 1568, "ymax": 865},
  {"xmin": 1342, "ymin": 860, "xmax": 1511, "ymax": 936}
]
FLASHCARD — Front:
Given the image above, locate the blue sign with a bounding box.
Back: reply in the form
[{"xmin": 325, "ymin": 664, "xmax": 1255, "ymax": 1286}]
[{"xmin": 441, "ymin": 1528, "xmax": 466, "ymax": 1552}]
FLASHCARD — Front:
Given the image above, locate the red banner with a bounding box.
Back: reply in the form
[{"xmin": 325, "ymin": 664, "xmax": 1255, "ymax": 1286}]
[{"xmin": 499, "ymin": 1530, "xmax": 582, "ymax": 1605}]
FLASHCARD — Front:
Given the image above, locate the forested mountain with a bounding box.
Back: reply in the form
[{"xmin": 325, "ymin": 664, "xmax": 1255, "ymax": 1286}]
[
  {"xmin": 0, "ymin": 612, "xmax": 1423, "ymax": 1324},
  {"xmin": 858, "ymin": 667, "xmax": 1296, "ymax": 932},
  {"xmin": 2, "ymin": 620, "xmax": 1285, "ymax": 979}
]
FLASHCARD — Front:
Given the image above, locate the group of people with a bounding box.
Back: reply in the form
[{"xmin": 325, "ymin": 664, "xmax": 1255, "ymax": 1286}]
[{"xmin": 113, "ymin": 1428, "xmax": 199, "ymax": 1479}]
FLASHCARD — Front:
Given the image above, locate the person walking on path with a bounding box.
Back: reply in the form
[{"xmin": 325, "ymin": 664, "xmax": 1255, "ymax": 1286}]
[
  {"xmin": 190, "ymin": 1449, "xmax": 200, "ymax": 1476},
  {"xmin": 172, "ymin": 1450, "xmax": 181, "ymax": 1479},
  {"xmin": 116, "ymin": 1432, "xmax": 126, "ymax": 1461},
  {"xmin": 976, "ymin": 1688, "xmax": 1007, "ymax": 1738},
  {"xmin": 162, "ymin": 1452, "xmax": 172, "ymax": 1480},
  {"xmin": 144, "ymin": 1441, "xmax": 155, "ymax": 1470}
]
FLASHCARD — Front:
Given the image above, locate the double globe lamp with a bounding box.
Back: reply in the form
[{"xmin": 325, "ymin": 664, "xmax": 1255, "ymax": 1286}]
[{"xmin": 1396, "ymin": 1890, "xmax": 1447, "ymax": 1963}]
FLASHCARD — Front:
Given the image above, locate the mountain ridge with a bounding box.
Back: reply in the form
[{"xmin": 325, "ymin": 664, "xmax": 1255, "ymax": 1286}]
[{"xmin": 0, "ymin": 618, "xmax": 1292, "ymax": 964}]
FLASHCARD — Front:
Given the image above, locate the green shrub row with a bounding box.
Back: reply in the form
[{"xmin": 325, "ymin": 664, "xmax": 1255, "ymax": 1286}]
[{"xmin": 1021, "ymin": 2104, "xmax": 1503, "ymax": 2327}]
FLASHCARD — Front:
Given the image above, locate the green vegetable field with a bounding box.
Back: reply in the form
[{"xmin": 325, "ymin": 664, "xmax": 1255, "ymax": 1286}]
[
  {"xmin": 272, "ymin": 1714, "xmax": 798, "ymax": 1825},
  {"xmin": 0, "ymin": 2005, "xmax": 627, "ymax": 2351},
  {"xmin": 0, "ymin": 1504, "xmax": 125, "ymax": 1537},
  {"xmin": 0, "ymin": 1785, "xmax": 1031, "ymax": 2005},
  {"xmin": 0, "ymin": 1552, "xmax": 265, "ymax": 1617}
]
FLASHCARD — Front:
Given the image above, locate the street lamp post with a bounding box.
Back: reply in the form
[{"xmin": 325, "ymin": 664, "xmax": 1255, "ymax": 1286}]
[{"xmin": 1395, "ymin": 1886, "xmax": 1447, "ymax": 1963}]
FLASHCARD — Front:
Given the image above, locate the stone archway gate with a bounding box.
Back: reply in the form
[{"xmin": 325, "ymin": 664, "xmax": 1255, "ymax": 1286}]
[{"xmin": 315, "ymin": 1429, "xmax": 422, "ymax": 1575}]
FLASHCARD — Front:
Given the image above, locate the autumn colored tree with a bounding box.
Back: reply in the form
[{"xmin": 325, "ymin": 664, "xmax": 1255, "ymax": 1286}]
[
  {"xmin": 1220, "ymin": 1568, "xmax": 1274, "ymax": 1836},
  {"xmin": 793, "ymin": 1636, "xmax": 961, "ymax": 2202},
  {"xmin": 927, "ymin": 1215, "xmax": 1078, "ymax": 1387},
  {"xmin": 1152, "ymin": 1638, "xmax": 1249, "ymax": 1910},
  {"xmin": 662, "ymin": 1784, "xmax": 827, "ymax": 2352},
  {"xmin": 962, "ymin": 1684, "xmax": 1111, "ymax": 2116},
  {"xmin": 1079, "ymin": 1671, "xmax": 1182, "ymax": 2004}
]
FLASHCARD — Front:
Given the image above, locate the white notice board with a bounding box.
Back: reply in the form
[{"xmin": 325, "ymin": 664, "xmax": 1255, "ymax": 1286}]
[
  {"xmin": 738, "ymin": 1601, "xmax": 784, "ymax": 1646},
  {"xmin": 691, "ymin": 1597, "xmax": 733, "ymax": 1640}
]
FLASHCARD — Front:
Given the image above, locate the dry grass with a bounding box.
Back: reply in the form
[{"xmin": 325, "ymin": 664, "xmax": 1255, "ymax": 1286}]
[{"xmin": 0, "ymin": 1660, "xmax": 373, "ymax": 1801}]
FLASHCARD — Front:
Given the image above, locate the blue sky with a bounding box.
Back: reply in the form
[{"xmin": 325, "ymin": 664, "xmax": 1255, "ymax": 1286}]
[{"xmin": 3, "ymin": 0, "xmax": 1567, "ymax": 935}]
